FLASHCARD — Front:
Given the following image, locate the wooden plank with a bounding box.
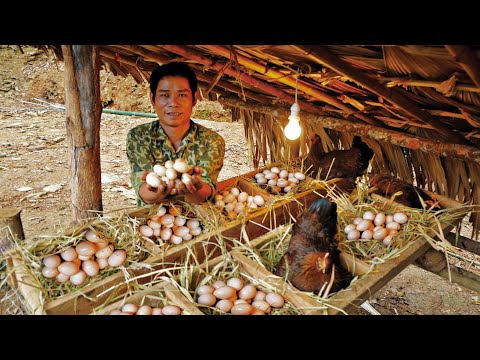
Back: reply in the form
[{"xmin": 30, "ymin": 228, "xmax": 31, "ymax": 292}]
[
  {"xmin": 231, "ymin": 250, "xmax": 327, "ymax": 315},
  {"xmin": 8, "ymin": 249, "xmax": 45, "ymax": 315},
  {"xmin": 416, "ymin": 262, "xmax": 480, "ymax": 294},
  {"xmin": 162, "ymin": 282, "xmax": 204, "ymax": 315}
]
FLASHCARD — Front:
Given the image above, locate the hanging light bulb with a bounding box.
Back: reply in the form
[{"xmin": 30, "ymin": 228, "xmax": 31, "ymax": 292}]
[
  {"xmin": 284, "ymin": 73, "xmax": 301, "ymax": 140},
  {"xmin": 284, "ymin": 103, "xmax": 301, "ymax": 140}
]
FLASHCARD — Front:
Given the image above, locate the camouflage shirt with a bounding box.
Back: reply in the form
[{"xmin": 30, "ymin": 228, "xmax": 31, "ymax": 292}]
[{"xmin": 126, "ymin": 119, "xmax": 225, "ymax": 206}]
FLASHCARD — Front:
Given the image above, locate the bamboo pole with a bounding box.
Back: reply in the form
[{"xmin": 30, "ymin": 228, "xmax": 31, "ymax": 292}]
[
  {"xmin": 203, "ymin": 45, "xmax": 383, "ymax": 127},
  {"xmin": 158, "ymin": 45, "xmax": 321, "ymax": 115},
  {"xmin": 219, "ymin": 96, "xmax": 480, "ymax": 165},
  {"xmin": 380, "ymin": 77, "xmax": 480, "ymax": 93},
  {"xmin": 293, "ymin": 45, "xmax": 470, "ymax": 145}
]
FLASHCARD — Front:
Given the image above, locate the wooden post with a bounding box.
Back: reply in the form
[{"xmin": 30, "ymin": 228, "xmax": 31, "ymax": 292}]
[
  {"xmin": 1, "ymin": 207, "xmax": 25, "ymax": 289},
  {"xmin": 61, "ymin": 45, "xmax": 103, "ymax": 224},
  {"xmin": 0, "ymin": 208, "xmax": 25, "ymax": 252}
]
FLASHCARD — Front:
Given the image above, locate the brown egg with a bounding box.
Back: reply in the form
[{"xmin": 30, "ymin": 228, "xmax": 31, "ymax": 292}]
[
  {"xmin": 136, "ymin": 305, "xmax": 153, "ymax": 315},
  {"xmin": 231, "ymin": 303, "xmax": 254, "ymax": 315},
  {"xmin": 238, "ymin": 284, "xmax": 257, "ymax": 300},
  {"xmin": 373, "ymin": 228, "xmax": 389, "ymax": 241},
  {"xmin": 213, "ymin": 286, "xmax": 237, "ymax": 300},
  {"xmin": 356, "ymin": 219, "xmax": 372, "ymax": 232},
  {"xmin": 252, "ymin": 300, "xmax": 272, "ymax": 314},
  {"xmin": 347, "ymin": 230, "xmax": 361, "ymax": 240},
  {"xmin": 58, "ymin": 261, "xmax": 80, "ymax": 276}
]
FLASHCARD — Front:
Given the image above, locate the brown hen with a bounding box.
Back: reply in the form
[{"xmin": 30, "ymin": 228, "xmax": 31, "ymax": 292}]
[
  {"xmin": 275, "ymin": 198, "xmax": 352, "ymax": 295},
  {"xmin": 368, "ymin": 173, "xmax": 440, "ymax": 209},
  {"xmin": 305, "ymin": 135, "xmax": 374, "ymax": 187}
]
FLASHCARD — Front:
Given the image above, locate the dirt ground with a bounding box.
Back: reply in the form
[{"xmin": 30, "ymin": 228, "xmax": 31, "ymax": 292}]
[{"xmin": 1, "ymin": 45, "xmax": 480, "ymax": 315}]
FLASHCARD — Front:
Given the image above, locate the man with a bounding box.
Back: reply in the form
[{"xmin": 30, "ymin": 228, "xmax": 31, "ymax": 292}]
[{"xmin": 126, "ymin": 62, "xmax": 225, "ymax": 206}]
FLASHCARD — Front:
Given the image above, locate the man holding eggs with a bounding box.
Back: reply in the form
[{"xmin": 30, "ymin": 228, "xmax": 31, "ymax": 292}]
[{"xmin": 126, "ymin": 62, "xmax": 225, "ymax": 206}]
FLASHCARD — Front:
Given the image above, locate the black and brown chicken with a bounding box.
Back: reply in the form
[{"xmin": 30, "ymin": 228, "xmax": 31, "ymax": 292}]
[
  {"xmin": 304, "ymin": 135, "xmax": 374, "ymax": 192},
  {"xmin": 368, "ymin": 173, "xmax": 440, "ymax": 209},
  {"xmin": 275, "ymin": 197, "xmax": 352, "ymax": 295}
]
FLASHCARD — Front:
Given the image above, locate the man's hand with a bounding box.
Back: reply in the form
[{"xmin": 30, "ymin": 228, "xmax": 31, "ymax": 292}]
[{"xmin": 138, "ymin": 170, "xmax": 175, "ymax": 204}]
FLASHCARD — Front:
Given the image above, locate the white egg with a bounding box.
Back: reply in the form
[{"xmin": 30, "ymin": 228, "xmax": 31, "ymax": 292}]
[
  {"xmin": 122, "ymin": 303, "xmax": 138, "ymax": 314},
  {"xmin": 226, "ymin": 277, "xmax": 244, "ymax": 291},
  {"xmin": 95, "ymin": 244, "xmax": 114, "ymax": 259},
  {"xmin": 212, "ymin": 280, "xmax": 227, "ymax": 289},
  {"xmin": 170, "ymin": 235, "xmax": 183, "ymax": 245},
  {"xmin": 107, "ymin": 249, "xmax": 127, "ymax": 267},
  {"xmin": 42, "ymin": 266, "xmax": 59, "ymax": 278},
  {"xmin": 162, "ymin": 305, "xmax": 182, "ymax": 315},
  {"xmin": 347, "ymin": 230, "xmax": 360, "ymax": 240},
  {"xmin": 215, "ymin": 299, "xmax": 234, "ymax": 313},
  {"xmin": 60, "ymin": 247, "xmax": 78, "ymax": 262},
  {"xmin": 139, "ymin": 224, "xmax": 154, "ymax": 237},
  {"xmin": 393, "ymin": 212, "xmax": 408, "ymax": 224},
  {"xmin": 265, "ymin": 292, "xmax": 285, "ymax": 308},
  {"xmin": 82, "ymin": 259, "xmax": 100, "ymax": 277},
  {"xmin": 84, "ymin": 229, "xmax": 100, "ymax": 242},
  {"xmin": 146, "ymin": 172, "xmax": 161, "ymax": 188},
  {"xmin": 197, "ymin": 293, "xmax": 216, "ymax": 306},
  {"xmin": 69, "ymin": 270, "xmax": 87, "ymax": 285},
  {"xmin": 153, "ymin": 164, "xmax": 167, "ymax": 176},
  {"xmin": 43, "ymin": 254, "xmax": 61, "ymax": 268},
  {"xmin": 197, "ymin": 284, "xmax": 215, "ymax": 296},
  {"xmin": 344, "ymin": 224, "xmax": 356, "ymax": 233},
  {"xmin": 363, "ymin": 211, "xmax": 376, "ymax": 221},
  {"xmin": 253, "ymin": 195, "xmax": 265, "ymax": 207}
]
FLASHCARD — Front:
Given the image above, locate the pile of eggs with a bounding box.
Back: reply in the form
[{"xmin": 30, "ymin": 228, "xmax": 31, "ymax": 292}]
[
  {"xmin": 196, "ymin": 277, "xmax": 286, "ymax": 315},
  {"xmin": 145, "ymin": 158, "xmax": 193, "ymax": 194},
  {"xmin": 253, "ymin": 166, "xmax": 307, "ymax": 194},
  {"xmin": 109, "ymin": 303, "xmax": 182, "ymax": 315},
  {"xmin": 139, "ymin": 204, "xmax": 202, "ymax": 245},
  {"xmin": 213, "ymin": 186, "xmax": 267, "ymax": 220},
  {"xmin": 343, "ymin": 210, "xmax": 409, "ymax": 246},
  {"xmin": 41, "ymin": 229, "xmax": 126, "ymax": 285}
]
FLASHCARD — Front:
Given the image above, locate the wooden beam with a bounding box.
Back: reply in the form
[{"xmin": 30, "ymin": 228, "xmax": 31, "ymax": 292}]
[
  {"xmin": 293, "ymin": 45, "xmax": 470, "ymax": 145},
  {"xmin": 219, "ymin": 96, "xmax": 480, "ymax": 165},
  {"xmin": 203, "ymin": 45, "xmax": 384, "ymax": 127},
  {"xmin": 445, "ymin": 232, "xmax": 480, "ymax": 256},
  {"xmin": 380, "ymin": 77, "xmax": 480, "ymax": 93},
  {"xmin": 61, "ymin": 45, "xmax": 103, "ymax": 224},
  {"xmin": 0, "ymin": 208, "xmax": 24, "ymax": 253},
  {"xmin": 445, "ymin": 45, "xmax": 480, "ymax": 89},
  {"xmin": 416, "ymin": 261, "xmax": 480, "ymax": 295}
]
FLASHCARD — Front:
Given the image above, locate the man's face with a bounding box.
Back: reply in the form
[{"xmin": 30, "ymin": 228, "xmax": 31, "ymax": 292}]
[{"xmin": 151, "ymin": 75, "xmax": 197, "ymax": 128}]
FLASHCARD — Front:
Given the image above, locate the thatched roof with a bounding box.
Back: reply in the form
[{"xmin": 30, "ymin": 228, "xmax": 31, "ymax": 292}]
[{"xmin": 40, "ymin": 45, "xmax": 480, "ymax": 236}]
